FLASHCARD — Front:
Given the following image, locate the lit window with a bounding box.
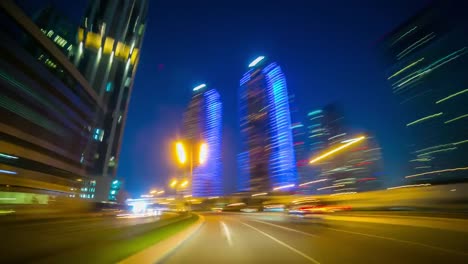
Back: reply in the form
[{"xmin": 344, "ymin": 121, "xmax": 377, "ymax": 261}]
[
  {"xmin": 111, "ymin": 190, "xmax": 116, "ymax": 195},
  {"xmin": 106, "ymin": 82, "xmax": 112, "ymax": 92},
  {"xmin": 93, "ymin": 128, "xmax": 104, "ymax": 142}
]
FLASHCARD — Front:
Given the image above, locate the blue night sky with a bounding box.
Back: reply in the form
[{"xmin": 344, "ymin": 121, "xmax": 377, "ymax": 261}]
[{"xmin": 24, "ymin": 0, "xmax": 429, "ymax": 196}]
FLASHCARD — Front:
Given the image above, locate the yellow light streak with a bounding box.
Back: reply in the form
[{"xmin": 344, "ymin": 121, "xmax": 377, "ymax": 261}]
[
  {"xmin": 444, "ymin": 114, "xmax": 468, "ymax": 124},
  {"xmin": 406, "ymin": 112, "xmax": 442, "ymax": 126},
  {"xmin": 436, "ymin": 89, "xmax": 468, "ymax": 104},
  {"xmin": 309, "ymin": 136, "xmax": 365, "ymax": 164},
  {"xmin": 405, "ymin": 167, "xmax": 468, "ymax": 178},
  {"xmin": 387, "ymin": 58, "xmax": 424, "ymax": 80}
]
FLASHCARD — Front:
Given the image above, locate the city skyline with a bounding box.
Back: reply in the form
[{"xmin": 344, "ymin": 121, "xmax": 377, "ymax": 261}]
[{"xmin": 9, "ymin": 0, "xmax": 434, "ymax": 196}]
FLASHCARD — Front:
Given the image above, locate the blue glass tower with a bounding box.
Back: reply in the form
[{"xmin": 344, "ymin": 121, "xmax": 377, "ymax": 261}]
[
  {"xmin": 183, "ymin": 86, "xmax": 223, "ymax": 197},
  {"xmin": 239, "ymin": 57, "xmax": 297, "ymax": 192}
]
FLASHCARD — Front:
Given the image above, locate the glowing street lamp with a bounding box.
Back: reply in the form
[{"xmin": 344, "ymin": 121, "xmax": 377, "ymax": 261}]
[
  {"xmin": 170, "ymin": 179, "xmax": 178, "ymax": 188},
  {"xmin": 199, "ymin": 142, "xmax": 208, "ymax": 165},
  {"xmin": 176, "ymin": 142, "xmax": 186, "ymax": 164},
  {"xmin": 181, "ymin": 179, "xmax": 189, "ymax": 188}
]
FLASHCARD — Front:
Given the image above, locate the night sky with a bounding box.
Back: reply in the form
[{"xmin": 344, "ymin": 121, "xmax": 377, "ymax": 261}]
[{"xmin": 24, "ymin": 0, "xmax": 430, "ymax": 196}]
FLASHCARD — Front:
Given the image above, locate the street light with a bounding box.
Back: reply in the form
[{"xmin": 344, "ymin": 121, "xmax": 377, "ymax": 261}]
[
  {"xmin": 199, "ymin": 142, "xmax": 208, "ymax": 165},
  {"xmin": 170, "ymin": 179, "xmax": 178, "ymax": 188},
  {"xmin": 176, "ymin": 142, "xmax": 186, "ymax": 164}
]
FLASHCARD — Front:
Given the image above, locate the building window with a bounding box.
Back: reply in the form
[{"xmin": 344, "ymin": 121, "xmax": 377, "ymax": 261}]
[
  {"xmin": 106, "ymin": 82, "xmax": 112, "ymax": 92},
  {"xmin": 93, "ymin": 128, "xmax": 104, "ymax": 142}
]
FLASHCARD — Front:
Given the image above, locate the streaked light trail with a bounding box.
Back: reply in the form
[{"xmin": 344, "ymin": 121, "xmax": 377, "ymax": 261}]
[
  {"xmin": 436, "ymin": 89, "xmax": 468, "ymax": 104},
  {"xmin": 273, "ymin": 184, "xmax": 295, "ymax": 191},
  {"xmin": 310, "ymin": 136, "xmax": 365, "ymax": 164},
  {"xmin": 251, "ymin": 192, "xmax": 268, "ymax": 197},
  {"xmin": 406, "ymin": 112, "xmax": 443, "ymax": 126},
  {"xmin": 405, "ymin": 167, "xmax": 468, "ymax": 178},
  {"xmin": 298, "ymin": 179, "xmax": 327, "ymax": 186}
]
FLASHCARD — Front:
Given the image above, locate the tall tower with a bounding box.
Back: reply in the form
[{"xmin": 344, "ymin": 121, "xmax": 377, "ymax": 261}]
[
  {"xmin": 239, "ymin": 56, "xmax": 297, "ymax": 192},
  {"xmin": 75, "ymin": 0, "xmax": 148, "ymax": 182},
  {"xmin": 182, "ymin": 84, "xmax": 223, "ymax": 197}
]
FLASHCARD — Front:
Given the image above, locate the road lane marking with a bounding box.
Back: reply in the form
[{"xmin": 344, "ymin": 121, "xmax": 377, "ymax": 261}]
[
  {"xmin": 251, "ymin": 220, "xmax": 320, "ymax": 238},
  {"xmin": 220, "ymin": 221, "xmax": 233, "ymax": 246},
  {"xmin": 325, "ymin": 226, "xmax": 468, "ymax": 256},
  {"xmin": 241, "ymin": 222, "xmax": 321, "ymax": 264}
]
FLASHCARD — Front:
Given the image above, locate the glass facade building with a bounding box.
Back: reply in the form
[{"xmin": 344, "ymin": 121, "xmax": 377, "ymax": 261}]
[
  {"xmin": 75, "ymin": 0, "xmax": 148, "ymax": 181},
  {"xmin": 380, "ymin": 0, "xmax": 468, "ymax": 184},
  {"xmin": 0, "ymin": 0, "xmax": 147, "ymax": 201},
  {"xmin": 182, "ymin": 86, "xmax": 223, "ymax": 197},
  {"xmin": 0, "ymin": 0, "xmax": 105, "ymax": 196},
  {"xmin": 239, "ymin": 58, "xmax": 297, "ymax": 192}
]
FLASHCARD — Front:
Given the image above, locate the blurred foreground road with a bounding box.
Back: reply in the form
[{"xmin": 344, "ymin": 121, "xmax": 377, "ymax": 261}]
[{"xmin": 162, "ymin": 212, "xmax": 468, "ymax": 264}]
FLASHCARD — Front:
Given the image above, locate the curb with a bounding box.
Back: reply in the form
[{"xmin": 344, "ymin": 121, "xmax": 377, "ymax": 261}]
[{"xmin": 118, "ymin": 214, "xmax": 205, "ymax": 264}]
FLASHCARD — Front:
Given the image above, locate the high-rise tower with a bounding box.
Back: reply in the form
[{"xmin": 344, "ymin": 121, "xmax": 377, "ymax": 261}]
[
  {"xmin": 75, "ymin": 0, "xmax": 148, "ymax": 181},
  {"xmin": 182, "ymin": 84, "xmax": 223, "ymax": 197},
  {"xmin": 239, "ymin": 56, "xmax": 297, "ymax": 192}
]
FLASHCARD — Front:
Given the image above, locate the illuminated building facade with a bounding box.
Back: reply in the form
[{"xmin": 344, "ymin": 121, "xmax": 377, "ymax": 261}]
[
  {"xmin": 0, "ymin": 1, "xmax": 104, "ymax": 197},
  {"xmin": 75, "ymin": 0, "xmax": 148, "ymax": 195},
  {"xmin": 31, "ymin": 5, "xmax": 76, "ymax": 58},
  {"xmin": 182, "ymin": 85, "xmax": 223, "ymax": 197},
  {"xmin": 380, "ymin": 0, "xmax": 468, "ymax": 184},
  {"xmin": 289, "ymin": 95, "xmax": 310, "ymax": 193},
  {"xmin": 0, "ymin": 0, "xmax": 148, "ymax": 201},
  {"xmin": 239, "ymin": 57, "xmax": 297, "ymax": 192},
  {"xmin": 308, "ymin": 105, "xmax": 382, "ymax": 193}
]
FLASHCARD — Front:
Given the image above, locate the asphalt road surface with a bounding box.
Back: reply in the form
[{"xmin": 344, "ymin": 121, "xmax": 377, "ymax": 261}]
[{"xmin": 161, "ymin": 212, "xmax": 468, "ymax": 264}]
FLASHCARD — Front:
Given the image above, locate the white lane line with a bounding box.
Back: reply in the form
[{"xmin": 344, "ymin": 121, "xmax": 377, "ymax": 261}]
[
  {"xmin": 325, "ymin": 226, "xmax": 468, "ymax": 256},
  {"xmin": 241, "ymin": 222, "xmax": 321, "ymax": 264},
  {"xmin": 220, "ymin": 221, "xmax": 233, "ymax": 246},
  {"xmin": 251, "ymin": 220, "xmax": 320, "ymax": 238}
]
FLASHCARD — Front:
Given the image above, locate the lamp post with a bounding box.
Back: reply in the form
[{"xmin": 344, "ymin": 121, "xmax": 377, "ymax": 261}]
[{"xmin": 174, "ymin": 140, "xmax": 207, "ymax": 195}]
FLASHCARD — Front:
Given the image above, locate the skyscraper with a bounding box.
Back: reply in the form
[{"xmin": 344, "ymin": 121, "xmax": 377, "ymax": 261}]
[
  {"xmin": 0, "ymin": 0, "xmax": 148, "ymax": 201},
  {"xmin": 74, "ymin": 0, "xmax": 148, "ymax": 190},
  {"xmin": 306, "ymin": 104, "xmax": 383, "ymax": 193},
  {"xmin": 380, "ymin": 0, "xmax": 468, "ymax": 184},
  {"xmin": 239, "ymin": 56, "xmax": 297, "ymax": 192},
  {"xmin": 0, "ymin": 0, "xmax": 105, "ymax": 199},
  {"xmin": 182, "ymin": 84, "xmax": 223, "ymax": 197}
]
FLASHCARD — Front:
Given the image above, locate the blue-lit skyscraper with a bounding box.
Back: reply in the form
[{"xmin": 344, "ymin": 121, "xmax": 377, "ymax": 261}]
[
  {"xmin": 183, "ymin": 85, "xmax": 222, "ymax": 197},
  {"xmin": 239, "ymin": 57, "xmax": 297, "ymax": 192}
]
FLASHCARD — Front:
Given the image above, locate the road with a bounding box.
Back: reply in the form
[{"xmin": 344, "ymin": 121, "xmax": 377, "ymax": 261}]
[{"xmin": 162, "ymin": 212, "xmax": 468, "ymax": 264}]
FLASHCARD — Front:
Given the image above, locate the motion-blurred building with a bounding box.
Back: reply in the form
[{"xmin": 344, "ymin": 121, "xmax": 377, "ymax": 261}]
[
  {"xmin": 238, "ymin": 56, "xmax": 297, "ymax": 192},
  {"xmin": 0, "ymin": 0, "xmax": 147, "ymax": 202},
  {"xmin": 379, "ymin": 0, "xmax": 468, "ymax": 184},
  {"xmin": 307, "ymin": 104, "xmax": 383, "ymax": 193},
  {"xmin": 289, "ymin": 95, "xmax": 310, "ymax": 194},
  {"xmin": 182, "ymin": 85, "xmax": 223, "ymax": 197},
  {"xmin": 0, "ymin": 0, "xmax": 104, "ymax": 198},
  {"xmin": 74, "ymin": 0, "xmax": 148, "ymax": 190},
  {"xmin": 30, "ymin": 4, "xmax": 76, "ymax": 58}
]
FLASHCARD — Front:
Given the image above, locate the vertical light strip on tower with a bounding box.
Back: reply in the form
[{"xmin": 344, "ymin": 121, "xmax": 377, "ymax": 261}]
[
  {"xmin": 263, "ymin": 63, "xmax": 298, "ymax": 188},
  {"xmin": 192, "ymin": 89, "xmax": 222, "ymax": 197}
]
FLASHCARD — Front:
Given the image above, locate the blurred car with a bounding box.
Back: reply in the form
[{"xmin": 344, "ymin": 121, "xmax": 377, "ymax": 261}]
[
  {"xmin": 240, "ymin": 207, "xmax": 259, "ymax": 213},
  {"xmin": 287, "ymin": 202, "xmax": 351, "ymax": 217},
  {"xmin": 211, "ymin": 207, "xmax": 223, "ymax": 213}
]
